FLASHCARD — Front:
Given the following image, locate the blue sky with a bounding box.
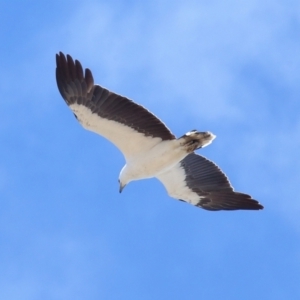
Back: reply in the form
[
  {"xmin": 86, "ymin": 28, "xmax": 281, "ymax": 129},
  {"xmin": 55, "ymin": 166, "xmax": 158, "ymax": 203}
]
[{"xmin": 1, "ymin": 0, "xmax": 300, "ymax": 299}]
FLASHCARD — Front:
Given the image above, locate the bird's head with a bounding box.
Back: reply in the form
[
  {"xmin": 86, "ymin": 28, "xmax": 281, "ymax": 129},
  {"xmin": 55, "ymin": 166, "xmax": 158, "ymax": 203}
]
[
  {"xmin": 118, "ymin": 179, "xmax": 127, "ymax": 193},
  {"xmin": 118, "ymin": 166, "xmax": 131, "ymax": 193}
]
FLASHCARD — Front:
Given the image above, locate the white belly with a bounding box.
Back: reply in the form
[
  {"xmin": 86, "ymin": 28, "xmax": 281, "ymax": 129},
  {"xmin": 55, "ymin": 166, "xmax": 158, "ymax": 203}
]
[{"xmin": 123, "ymin": 139, "xmax": 188, "ymax": 181}]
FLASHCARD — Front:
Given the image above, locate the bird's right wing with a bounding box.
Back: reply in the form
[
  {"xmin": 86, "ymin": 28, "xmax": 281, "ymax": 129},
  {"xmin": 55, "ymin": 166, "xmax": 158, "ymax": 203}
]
[
  {"xmin": 156, "ymin": 153, "xmax": 263, "ymax": 211},
  {"xmin": 56, "ymin": 52, "xmax": 175, "ymax": 161}
]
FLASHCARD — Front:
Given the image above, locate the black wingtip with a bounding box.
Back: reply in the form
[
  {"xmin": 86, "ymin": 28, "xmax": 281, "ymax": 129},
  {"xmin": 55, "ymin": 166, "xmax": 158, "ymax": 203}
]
[
  {"xmin": 56, "ymin": 52, "xmax": 94, "ymax": 83},
  {"xmin": 197, "ymin": 192, "xmax": 264, "ymax": 211},
  {"xmin": 257, "ymin": 204, "xmax": 264, "ymax": 210}
]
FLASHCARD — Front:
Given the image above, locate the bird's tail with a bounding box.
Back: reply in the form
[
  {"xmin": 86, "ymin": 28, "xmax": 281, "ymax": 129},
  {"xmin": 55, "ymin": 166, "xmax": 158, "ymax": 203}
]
[{"xmin": 179, "ymin": 130, "xmax": 216, "ymax": 152}]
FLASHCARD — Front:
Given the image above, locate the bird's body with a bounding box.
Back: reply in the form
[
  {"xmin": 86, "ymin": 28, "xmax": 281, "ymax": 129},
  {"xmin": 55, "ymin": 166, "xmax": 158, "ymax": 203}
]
[
  {"xmin": 72, "ymin": 100, "xmax": 215, "ymax": 182},
  {"xmin": 56, "ymin": 52, "xmax": 263, "ymax": 211},
  {"xmin": 120, "ymin": 131, "xmax": 215, "ymax": 184}
]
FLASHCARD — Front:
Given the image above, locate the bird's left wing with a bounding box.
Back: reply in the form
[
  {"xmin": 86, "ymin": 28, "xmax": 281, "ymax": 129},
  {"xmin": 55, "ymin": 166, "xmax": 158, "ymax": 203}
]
[
  {"xmin": 156, "ymin": 153, "xmax": 263, "ymax": 211},
  {"xmin": 56, "ymin": 52, "xmax": 175, "ymax": 161}
]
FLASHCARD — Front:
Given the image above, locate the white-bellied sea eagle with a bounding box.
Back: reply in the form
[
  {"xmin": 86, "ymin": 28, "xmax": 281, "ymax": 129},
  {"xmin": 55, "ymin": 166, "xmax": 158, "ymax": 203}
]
[{"xmin": 56, "ymin": 52, "xmax": 263, "ymax": 211}]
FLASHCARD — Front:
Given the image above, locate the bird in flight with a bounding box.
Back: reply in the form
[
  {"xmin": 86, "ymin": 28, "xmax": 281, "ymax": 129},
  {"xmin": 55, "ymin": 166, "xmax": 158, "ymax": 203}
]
[{"xmin": 56, "ymin": 52, "xmax": 263, "ymax": 211}]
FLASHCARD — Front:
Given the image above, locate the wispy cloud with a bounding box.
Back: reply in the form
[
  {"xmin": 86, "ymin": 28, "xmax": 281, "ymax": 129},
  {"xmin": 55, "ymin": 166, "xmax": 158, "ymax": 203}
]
[{"xmin": 49, "ymin": 0, "xmax": 299, "ymax": 122}]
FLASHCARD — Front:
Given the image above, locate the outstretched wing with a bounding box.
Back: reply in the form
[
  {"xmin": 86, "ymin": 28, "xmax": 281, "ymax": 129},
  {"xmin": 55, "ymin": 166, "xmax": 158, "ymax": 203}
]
[
  {"xmin": 156, "ymin": 153, "xmax": 263, "ymax": 211},
  {"xmin": 56, "ymin": 52, "xmax": 175, "ymax": 161}
]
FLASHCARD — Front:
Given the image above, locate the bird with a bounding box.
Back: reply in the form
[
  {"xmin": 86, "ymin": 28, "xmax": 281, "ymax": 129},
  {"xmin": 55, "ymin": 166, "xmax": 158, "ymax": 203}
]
[{"xmin": 55, "ymin": 52, "xmax": 263, "ymax": 211}]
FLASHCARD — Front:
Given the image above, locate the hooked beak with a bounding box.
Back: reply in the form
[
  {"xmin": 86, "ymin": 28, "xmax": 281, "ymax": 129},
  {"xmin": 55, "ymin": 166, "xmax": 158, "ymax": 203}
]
[{"xmin": 119, "ymin": 183, "xmax": 126, "ymax": 193}]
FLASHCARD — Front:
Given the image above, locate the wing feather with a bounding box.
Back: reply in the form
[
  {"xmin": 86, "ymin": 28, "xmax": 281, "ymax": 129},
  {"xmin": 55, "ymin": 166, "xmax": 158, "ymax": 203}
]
[
  {"xmin": 56, "ymin": 52, "xmax": 175, "ymax": 160},
  {"xmin": 157, "ymin": 153, "xmax": 263, "ymax": 211}
]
